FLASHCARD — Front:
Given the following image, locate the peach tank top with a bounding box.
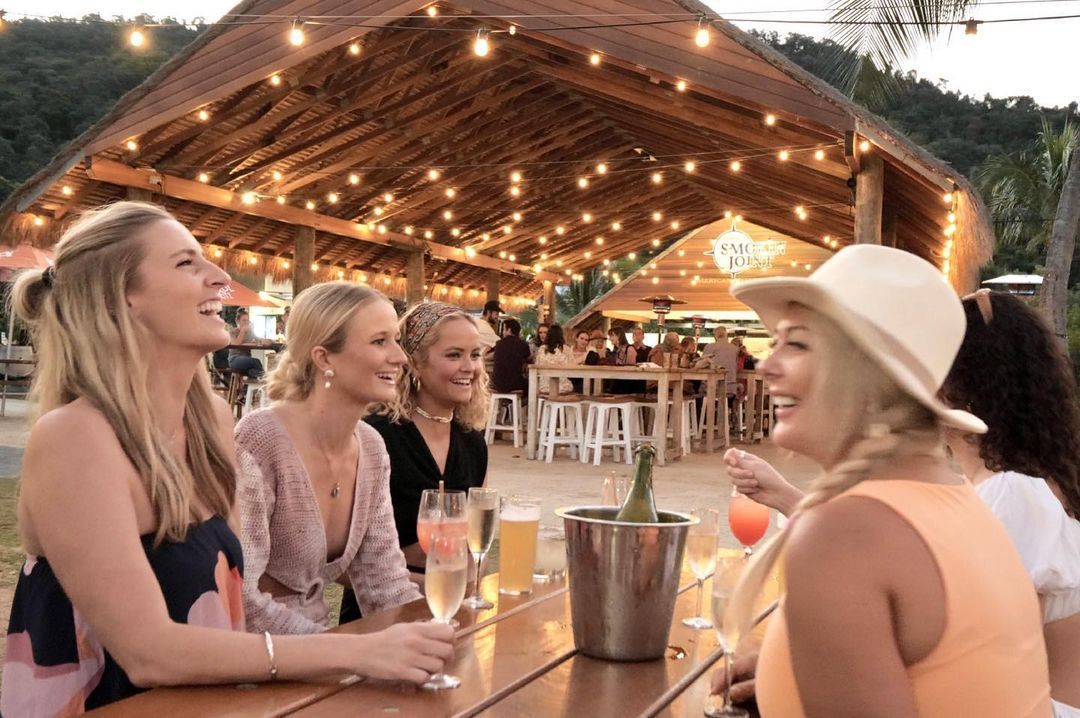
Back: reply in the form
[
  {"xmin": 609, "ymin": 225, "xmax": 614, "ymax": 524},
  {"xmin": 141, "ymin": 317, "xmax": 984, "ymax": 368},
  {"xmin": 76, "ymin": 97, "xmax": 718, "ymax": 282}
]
[{"xmin": 756, "ymin": 480, "xmax": 1051, "ymax": 718}]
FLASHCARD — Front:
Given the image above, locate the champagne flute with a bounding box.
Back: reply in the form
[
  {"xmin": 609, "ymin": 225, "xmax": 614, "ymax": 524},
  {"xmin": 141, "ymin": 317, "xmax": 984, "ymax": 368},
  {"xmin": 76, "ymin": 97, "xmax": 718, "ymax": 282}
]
[
  {"xmin": 682, "ymin": 508, "xmax": 719, "ymax": 629},
  {"xmin": 463, "ymin": 487, "xmax": 498, "ymax": 610},
  {"xmin": 421, "ymin": 531, "xmax": 468, "ymax": 691},
  {"xmin": 601, "ymin": 471, "xmax": 631, "ymax": 506},
  {"xmin": 704, "ymin": 553, "xmax": 750, "ymax": 717},
  {"xmin": 727, "ymin": 486, "xmax": 770, "ymax": 557},
  {"xmin": 417, "ymin": 489, "xmax": 467, "ymax": 554}
]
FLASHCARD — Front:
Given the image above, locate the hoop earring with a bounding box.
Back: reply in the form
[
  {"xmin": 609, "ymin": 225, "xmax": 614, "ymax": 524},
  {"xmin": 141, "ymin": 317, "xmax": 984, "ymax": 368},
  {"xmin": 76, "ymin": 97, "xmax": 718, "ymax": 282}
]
[{"xmin": 323, "ymin": 369, "xmax": 334, "ymax": 390}]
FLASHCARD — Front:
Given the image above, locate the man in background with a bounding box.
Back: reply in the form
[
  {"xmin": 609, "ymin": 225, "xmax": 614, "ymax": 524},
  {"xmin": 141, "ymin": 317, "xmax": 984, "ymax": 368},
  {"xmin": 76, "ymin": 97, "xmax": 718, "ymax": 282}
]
[
  {"xmin": 701, "ymin": 325, "xmax": 739, "ymax": 397},
  {"xmin": 478, "ymin": 300, "xmax": 501, "ymax": 375},
  {"xmin": 492, "ymin": 318, "xmax": 531, "ymax": 394}
]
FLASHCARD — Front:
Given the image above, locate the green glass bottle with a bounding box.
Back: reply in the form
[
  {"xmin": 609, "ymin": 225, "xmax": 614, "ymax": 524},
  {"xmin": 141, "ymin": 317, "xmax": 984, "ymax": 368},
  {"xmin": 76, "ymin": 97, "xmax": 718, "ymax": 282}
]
[{"xmin": 615, "ymin": 444, "xmax": 659, "ymax": 523}]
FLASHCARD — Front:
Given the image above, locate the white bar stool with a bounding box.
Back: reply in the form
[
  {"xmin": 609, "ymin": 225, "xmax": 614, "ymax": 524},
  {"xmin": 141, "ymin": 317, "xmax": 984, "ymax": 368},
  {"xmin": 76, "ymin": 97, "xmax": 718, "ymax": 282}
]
[
  {"xmin": 581, "ymin": 398, "xmax": 635, "ymax": 465},
  {"xmin": 537, "ymin": 395, "xmax": 585, "ymax": 462},
  {"xmin": 485, "ymin": 392, "xmax": 523, "ymax": 447}
]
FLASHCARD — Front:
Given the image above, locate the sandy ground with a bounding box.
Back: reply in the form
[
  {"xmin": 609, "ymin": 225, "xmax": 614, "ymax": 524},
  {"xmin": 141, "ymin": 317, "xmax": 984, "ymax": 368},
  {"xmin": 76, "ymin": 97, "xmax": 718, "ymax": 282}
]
[{"xmin": 0, "ymin": 401, "xmax": 820, "ymax": 668}]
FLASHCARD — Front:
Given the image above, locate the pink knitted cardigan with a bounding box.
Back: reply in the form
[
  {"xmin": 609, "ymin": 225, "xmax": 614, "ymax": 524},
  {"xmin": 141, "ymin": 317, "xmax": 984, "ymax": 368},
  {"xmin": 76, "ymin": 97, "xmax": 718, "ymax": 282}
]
[{"xmin": 235, "ymin": 408, "xmax": 421, "ymax": 634}]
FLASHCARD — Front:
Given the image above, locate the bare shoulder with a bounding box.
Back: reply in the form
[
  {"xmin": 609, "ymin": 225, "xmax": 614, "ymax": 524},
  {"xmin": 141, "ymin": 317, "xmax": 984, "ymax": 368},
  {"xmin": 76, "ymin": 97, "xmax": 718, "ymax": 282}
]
[
  {"xmin": 784, "ymin": 495, "xmax": 910, "ymax": 585},
  {"xmin": 27, "ymin": 399, "xmax": 128, "ymax": 467}
]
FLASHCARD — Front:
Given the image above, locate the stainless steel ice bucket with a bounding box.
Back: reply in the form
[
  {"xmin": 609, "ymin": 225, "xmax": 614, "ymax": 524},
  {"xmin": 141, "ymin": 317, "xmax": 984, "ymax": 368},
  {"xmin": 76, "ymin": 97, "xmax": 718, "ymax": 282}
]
[{"xmin": 555, "ymin": 506, "xmax": 697, "ymax": 661}]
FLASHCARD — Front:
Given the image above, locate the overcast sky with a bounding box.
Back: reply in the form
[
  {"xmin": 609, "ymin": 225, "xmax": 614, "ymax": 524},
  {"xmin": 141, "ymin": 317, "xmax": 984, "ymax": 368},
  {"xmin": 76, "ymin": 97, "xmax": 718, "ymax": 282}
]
[{"xmin": 3, "ymin": 0, "xmax": 1077, "ymax": 106}]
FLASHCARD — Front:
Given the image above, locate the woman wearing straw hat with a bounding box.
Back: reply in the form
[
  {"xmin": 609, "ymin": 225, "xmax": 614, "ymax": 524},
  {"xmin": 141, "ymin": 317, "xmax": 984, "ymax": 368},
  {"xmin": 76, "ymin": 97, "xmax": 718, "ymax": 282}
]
[
  {"xmin": 725, "ymin": 286, "xmax": 1080, "ymax": 716},
  {"xmin": 716, "ymin": 245, "xmax": 1050, "ymax": 717}
]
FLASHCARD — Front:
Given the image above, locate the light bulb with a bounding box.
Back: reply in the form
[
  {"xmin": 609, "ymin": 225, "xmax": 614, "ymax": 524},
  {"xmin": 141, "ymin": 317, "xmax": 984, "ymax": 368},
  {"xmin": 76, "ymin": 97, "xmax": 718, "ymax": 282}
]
[
  {"xmin": 652, "ymin": 172, "xmax": 663, "ymax": 184},
  {"xmin": 765, "ymin": 114, "xmax": 776, "ymax": 126},
  {"xmin": 596, "ymin": 162, "xmax": 607, "ymax": 175},
  {"xmin": 288, "ymin": 23, "xmax": 304, "ymax": 47},
  {"xmin": 272, "ymin": 170, "xmax": 283, "ymax": 181},
  {"xmin": 509, "ymin": 185, "xmax": 521, "ymax": 197},
  {"xmin": 443, "ymin": 210, "xmax": 453, "ymax": 220},
  {"xmin": 556, "ymin": 226, "xmax": 565, "ymax": 235},
  {"xmin": 129, "ymin": 28, "xmax": 145, "ymax": 48},
  {"xmin": 473, "ymin": 30, "xmax": 490, "ymax": 57},
  {"xmin": 628, "ymin": 252, "xmax": 636, "ymax": 260},
  {"xmin": 582, "ymin": 213, "xmax": 593, "ymax": 223},
  {"xmin": 242, "ymin": 192, "xmax": 258, "ymax": 205},
  {"xmin": 859, "ymin": 140, "xmax": 871, "ymax": 152},
  {"xmin": 503, "ymin": 225, "xmax": 512, "ymax": 234},
  {"xmin": 197, "ymin": 172, "xmax": 210, "ymax": 183},
  {"xmin": 198, "ymin": 109, "xmax": 210, "ymax": 121},
  {"xmin": 652, "ymin": 276, "xmax": 659, "ymax": 285},
  {"xmin": 508, "ymin": 25, "xmax": 517, "ymax": 36},
  {"xmin": 814, "ymin": 149, "xmax": 825, "ymax": 161},
  {"xmin": 652, "ymin": 211, "xmax": 662, "ymax": 222},
  {"xmin": 326, "ymin": 192, "xmax": 339, "ymax": 204},
  {"xmin": 778, "ymin": 150, "xmax": 790, "ymax": 162},
  {"xmin": 676, "ymin": 79, "xmax": 687, "ymax": 92},
  {"xmin": 729, "ymin": 160, "xmax": 742, "ymax": 172},
  {"xmin": 373, "ymin": 206, "xmax": 383, "ymax": 216},
  {"xmin": 943, "ymin": 192, "xmax": 954, "ymax": 204},
  {"xmin": 684, "ymin": 161, "xmax": 696, "ymax": 173},
  {"xmin": 426, "ymin": 5, "xmax": 438, "ymax": 17},
  {"xmin": 349, "ymin": 173, "xmax": 360, "ymax": 185},
  {"xmin": 590, "ymin": 52, "xmax": 601, "ymax": 66},
  {"xmin": 383, "ymin": 193, "xmax": 394, "ymax": 203},
  {"xmin": 510, "ymin": 171, "xmax": 522, "ymax": 183},
  {"xmin": 451, "ymin": 228, "xmax": 461, "ymax": 237},
  {"xmin": 512, "ymin": 212, "xmax": 523, "ymax": 222},
  {"xmin": 61, "ymin": 185, "xmax": 73, "ymax": 196},
  {"xmin": 445, "ymin": 188, "xmax": 456, "ymax": 198},
  {"xmin": 125, "ymin": 139, "xmax": 138, "ymax": 151},
  {"xmin": 612, "ymin": 222, "xmax": 622, "ymax": 231},
  {"xmin": 595, "ymin": 237, "xmax": 604, "ymax": 245},
  {"xmin": 428, "ymin": 168, "xmax": 441, "ymax": 180},
  {"xmin": 276, "ymin": 195, "xmax": 286, "ymax": 204},
  {"xmin": 404, "ymin": 226, "xmax": 414, "ymax": 235},
  {"xmin": 694, "ymin": 19, "xmax": 710, "ymax": 48},
  {"xmin": 578, "ymin": 177, "xmax": 589, "ymax": 189},
  {"xmin": 270, "ymin": 74, "xmax": 282, "ymax": 87},
  {"xmin": 349, "ymin": 42, "xmax": 361, "ymax": 55},
  {"xmin": 539, "ymin": 236, "xmax": 547, "ymax": 245},
  {"xmin": 424, "ymin": 230, "xmax": 434, "ymax": 239},
  {"xmin": 670, "ymin": 221, "xmax": 680, "ymax": 230},
  {"xmin": 305, "ymin": 200, "xmax": 315, "ymax": 210}
]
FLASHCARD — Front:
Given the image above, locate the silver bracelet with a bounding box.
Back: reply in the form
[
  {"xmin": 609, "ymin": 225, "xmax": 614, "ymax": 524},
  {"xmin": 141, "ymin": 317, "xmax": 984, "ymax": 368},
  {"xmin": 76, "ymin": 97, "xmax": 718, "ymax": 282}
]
[{"xmin": 263, "ymin": 631, "xmax": 278, "ymax": 681}]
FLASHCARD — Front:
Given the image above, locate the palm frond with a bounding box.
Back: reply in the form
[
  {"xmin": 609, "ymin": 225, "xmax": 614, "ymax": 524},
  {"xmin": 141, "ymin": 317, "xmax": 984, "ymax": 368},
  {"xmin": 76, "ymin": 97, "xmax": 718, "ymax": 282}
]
[{"xmin": 828, "ymin": 0, "xmax": 977, "ymax": 70}]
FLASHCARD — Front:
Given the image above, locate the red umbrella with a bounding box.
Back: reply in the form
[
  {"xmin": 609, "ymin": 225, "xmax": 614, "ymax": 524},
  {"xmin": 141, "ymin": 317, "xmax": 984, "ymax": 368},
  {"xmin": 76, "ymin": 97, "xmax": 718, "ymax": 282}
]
[
  {"xmin": 0, "ymin": 245, "xmax": 54, "ymax": 271},
  {"xmin": 219, "ymin": 280, "xmax": 278, "ymax": 308}
]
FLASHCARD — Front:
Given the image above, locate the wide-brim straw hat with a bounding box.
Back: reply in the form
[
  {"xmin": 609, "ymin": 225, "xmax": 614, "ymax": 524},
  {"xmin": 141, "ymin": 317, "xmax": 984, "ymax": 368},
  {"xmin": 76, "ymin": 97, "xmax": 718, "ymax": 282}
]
[{"xmin": 731, "ymin": 245, "xmax": 986, "ymax": 434}]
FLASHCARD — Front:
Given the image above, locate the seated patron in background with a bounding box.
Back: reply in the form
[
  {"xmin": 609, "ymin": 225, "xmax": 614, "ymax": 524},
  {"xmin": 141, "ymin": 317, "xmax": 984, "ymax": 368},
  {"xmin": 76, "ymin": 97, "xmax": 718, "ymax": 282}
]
[
  {"xmin": 630, "ymin": 325, "xmax": 651, "ymax": 364},
  {"xmin": 477, "ymin": 300, "xmax": 501, "ymax": 375},
  {"xmin": 529, "ymin": 322, "xmax": 549, "ymax": 361},
  {"xmin": 492, "ymin": 317, "xmax": 530, "ymax": 394},
  {"xmin": 609, "ymin": 329, "xmax": 631, "ymax": 365},
  {"xmin": 1, "ymin": 203, "xmax": 452, "ymax": 715},
  {"xmin": 228, "ymin": 309, "xmax": 268, "ymax": 377},
  {"xmin": 648, "ymin": 331, "xmax": 682, "ymax": 366},
  {"xmin": 535, "ymin": 324, "xmax": 576, "ymax": 395},
  {"xmin": 235, "ymin": 282, "xmax": 423, "ymax": 634},
  {"xmin": 702, "ymin": 326, "xmax": 739, "ymax": 396}
]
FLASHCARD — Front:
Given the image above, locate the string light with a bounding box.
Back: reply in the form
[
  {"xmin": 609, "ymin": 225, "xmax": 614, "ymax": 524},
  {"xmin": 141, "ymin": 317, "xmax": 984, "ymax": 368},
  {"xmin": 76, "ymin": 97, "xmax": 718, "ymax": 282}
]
[
  {"xmin": 32, "ymin": 215, "xmax": 44, "ymax": 227},
  {"xmin": 651, "ymin": 172, "xmax": 663, "ymax": 184},
  {"xmin": 729, "ymin": 160, "xmax": 742, "ymax": 172},
  {"xmin": 512, "ymin": 211, "xmax": 523, "ymax": 222},
  {"xmin": 326, "ymin": 192, "xmax": 339, "ymax": 204},
  {"xmin": 128, "ymin": 27, "xmax": 146, "ymax": 48},
  {"xmin": 270, "ymin": 74, "xmax": 282, "ymax": 87},
  {"xmin": 578, "ymin": 176, "xmax": 590, "ymax": 189},
  {"xmin": 814, "ymin": 149, "xmax": 826, "ymax": 161},
  {"xmin": 383, "ymin": 193, "xmax": 394, "ymax": 203},
  {"xmin": 778, "ymin": 150, "xmax": 790, "ymax": 162},
  {"xmin": 611, "ymin": 221, "xmax": 622, "ymax": 231},
  {"xmin": 481, "ymin": 233, "xmax": 491, "ymax": 241},
  {"xmin": 582, "ymin": 212, "xmax": 593, "ymax": 223},
  {"xmin": 764, "ymin": 113, "xmax": 776, "ymax": 126},
  {"xmin": 584, "ymin": 251, "xmax": 593, "ymax": 259},
  {"xmin": 651, "ymin": 239, "xmax": 661, "ymax": 247},
  {"xmin": 61, "ymin": 185, "xmax": 73, "ymax": 196},
  {"xmin": 305, "ymin": 200, "xmax": 316, "ymax": 210},
  {"xmin": 349, "ymin": 42, "xmax": 361, "ymax": 55},
  {"xmin": 628, "ymin": 252, "xmax": 637, "ymax": 260},
  {"xmin": 499, "ymin": 251, "xmax": 507, "ymax": 259},
  {"xmin": 539, "ymin": 236, "xmax": 548, "ymax": 245},
  {"xmin": 373, "ymin": 207, "xmax": 384, "ymax": 216},
  {"xmin": 197, "ymin": 109, "xmax": 210, "ymax": 122},
  {"xmin": 943, "ymin": 192, "xmax": 954, "ymax": 204},
  {"xmin": 472, "ymin": 29, "xmax": 490, "ymax": 57},
  {"xmin": 248, "ymin": 255, "xmax": 258, "ymax": 266},
  {"xmin": 694, "ymin": 17, "xmax": 711, "ymax": 47},
  {"xmin": 125, "ymin": 139, "xmax": 138, "ymax": 151},
  {"xmin": 451, "ymin": 227, "xmax": 461, "ymax": 237},
  {"xmin": 676, "ymin": 79, "xmax": 687, "ymax": 92},
  {"xmin": 652, "ymin": 276, "xmax": 660, "ymax": 285},
  {"xmin": 276, "ymin": 195, "xmax": 286, "ymax": 204},
  {"xmin": 348, "ymin": 173, "xmax": 361, "ymax": 185},
  {"xmin": 589, "ymin": 52, "xmax": 601, "ymax": 65},
  {"xmin": 282, "ymin": 260, "xmax": 290, "ymax": 269},
  {"xmin": 678, "ymin": 249, "xmax": 685, "ymax": 257},
  {"xmin": 508, "ymin": 24, "xmax": 517, "ymax": 35},
  {"xmin": 424, "ymin": 230, "xmax": 434, "ymax": 239},
  {"xmin": 596, "ymin": 162, "xmax": 608, "ymax": 175},
  {"xmin": 404, "ymin": 225, "xmax": 414, "ymax": 235},
  {"xmin": 212, "ymin": 247, "xmax": 223, "ymax": 258},
  {"xmin": 595, "ymin": 237, "xmax": 604, "ymax": 245},
  {"xmin": 555, "ymin": 225, "xmax": 566, "ymax": 235},
  {"xmin": 510, "ymin": 171, "xmax": 523, "ymax": 183},
  {"xmin": 445, "ymin": 188, "xmax": 456, "ymax": 198},
  {"xmin": 652, "ymin": 211, "xmax": 662, "ymax": 222},
  {"xmin": 241, "ymin": 191, "xmax": 258, "ymax": 205},
  {"xmin": 510, "ymin": 185, "xmax": 521, "ymax": 197},
  {"xmin": 670, "ymin": 220, "xmax": 680, "ymax": 230},
  {"xmin": 465, "ymin": 247, "xmax": 477, "ymax": 258},
  {"xmin": 859, "ymin": 140, "xmax": 871, "ymax": 152},
  {"xmin": 443, "ymin": 210, "xmax": 453, "ymax": 220},
  {"xmin": 503, "ymin": 225, "xmax": 512, "ymax": 234},
  {"xmin": 288, "ymin": 20, "xmax": 305, "ymax": 47},
  {"xmin": 426, "ymin": 5, "xmax": 438, "ymax": 17},
  {"xmin": 684, "ymin": 161, "xmax": 696, "ymax": 173},
  {"xmin": 272, "ymin": 170, "xmax": 284, "ymax": 181}
]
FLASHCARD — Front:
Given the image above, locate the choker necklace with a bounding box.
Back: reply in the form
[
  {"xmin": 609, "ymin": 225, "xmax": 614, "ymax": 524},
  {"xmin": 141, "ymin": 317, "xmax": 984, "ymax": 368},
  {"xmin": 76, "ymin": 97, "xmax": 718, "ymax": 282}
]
[{"xmin": 414, "ymin": 406, "xmax": 453, "ymax": 424}]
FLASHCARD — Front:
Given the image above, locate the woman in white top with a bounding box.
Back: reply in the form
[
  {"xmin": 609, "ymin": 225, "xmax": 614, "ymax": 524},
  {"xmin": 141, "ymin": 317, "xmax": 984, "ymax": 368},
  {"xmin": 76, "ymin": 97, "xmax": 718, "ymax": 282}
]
[
  {"xmin": 535, "ymin": 324, "xmax": 576, "ymax": 394},
  {"xmin": 722, "ymin": 289, "xmax": 1080, "ymax": 716}
]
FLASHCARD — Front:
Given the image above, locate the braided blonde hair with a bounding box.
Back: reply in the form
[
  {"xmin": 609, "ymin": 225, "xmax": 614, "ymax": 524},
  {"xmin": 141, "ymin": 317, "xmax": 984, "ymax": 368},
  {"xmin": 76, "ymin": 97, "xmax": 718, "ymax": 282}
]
[{"xmin": 726, "ymin": 306, "xmax": 944, "ymax": 642}]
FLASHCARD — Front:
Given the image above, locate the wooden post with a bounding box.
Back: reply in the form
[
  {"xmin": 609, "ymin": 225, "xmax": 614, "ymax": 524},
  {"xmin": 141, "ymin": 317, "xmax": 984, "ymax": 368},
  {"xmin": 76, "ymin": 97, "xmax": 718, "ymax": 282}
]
[
  {"xmin": 405, "ymin": 251, "xmax": 425, "ymax": 307},
  {"xmin": 486, "ymin": 271, "xmax": 500, "ymax": 306},
  {"xmin": 882, "ymin": 209, "xmax": 898, "ymax": 248},
  {"xmin": 854, "ymin": 154, "xmax": 885, "ymax": 244},
  {"xmin": 601, "ymin": 316, "xmax": 612, "ymax": 335},
  {"xmin": 542, "ymin": 281, "xmax": 556, "ymax": 323},
  {"xmin": 292, "ymin": 225, "xmax": 315, "ymax": 298},
  {"xmin": 126, "ymin": 187, "xmax": 153, "ymax": 202}
]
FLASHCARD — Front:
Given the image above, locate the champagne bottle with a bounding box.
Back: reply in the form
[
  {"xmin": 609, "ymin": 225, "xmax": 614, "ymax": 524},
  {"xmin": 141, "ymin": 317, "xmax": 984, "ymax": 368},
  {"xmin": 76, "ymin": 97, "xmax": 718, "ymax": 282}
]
[{"xmin": 615, "ymin": 444, "xmax": 659, "ymax": 523}]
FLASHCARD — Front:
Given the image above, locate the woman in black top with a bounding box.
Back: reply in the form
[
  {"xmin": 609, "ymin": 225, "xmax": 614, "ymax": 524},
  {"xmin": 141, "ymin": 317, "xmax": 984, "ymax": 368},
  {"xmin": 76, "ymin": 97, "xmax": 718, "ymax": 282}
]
[{"xmin": 342, "ymin": 302, "xmax": 491, "ymax": 622}]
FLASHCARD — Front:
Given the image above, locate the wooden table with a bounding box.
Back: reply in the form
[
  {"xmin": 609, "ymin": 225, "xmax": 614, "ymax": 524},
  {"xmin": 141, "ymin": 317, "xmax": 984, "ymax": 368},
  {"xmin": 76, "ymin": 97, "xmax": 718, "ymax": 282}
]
[
  {"xmin": 526, "ymin": 366, "xmax": 728, "ymax": 465},
  {"xmin": 228, "ymin": 343, "xmax": 285, "ymax": 352},
  {"xmin": 93, "ymin": 569, "xmax": 765, "ymax": 718}
]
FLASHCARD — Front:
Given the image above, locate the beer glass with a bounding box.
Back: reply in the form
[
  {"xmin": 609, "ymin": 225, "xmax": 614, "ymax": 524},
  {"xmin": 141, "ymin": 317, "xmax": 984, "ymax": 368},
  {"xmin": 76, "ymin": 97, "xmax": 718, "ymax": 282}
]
[
  {"xmin": 533, "ymin": 525, "xmax": 567, "ymax": 582},
  {"xmin": 498, "ymin": 495, "xmax": 541, "ymax": 595},
  {"xmin": 463, "ymin": 487, "xmax": 498, "ymax": 610}
]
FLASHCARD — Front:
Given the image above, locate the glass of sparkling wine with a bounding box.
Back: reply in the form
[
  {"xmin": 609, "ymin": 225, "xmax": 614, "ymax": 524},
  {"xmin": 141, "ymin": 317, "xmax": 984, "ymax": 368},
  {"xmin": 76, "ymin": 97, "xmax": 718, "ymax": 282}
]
[
  {"xmin": 417, "ymin": 489, "xmax": 467, "ymax": 554},
  {"xmin": 533, "ymin": 525, "xmax": 567, "ymax": 582},
  {"xmin": 421, "ymin": 531, "xmax": 468, "ymax": 690},
  {"xmin": 683, "ymin": 508, "xmax": 720, "ymax": 630},
  {"xmin": 704, "ymin": 554, "xmax": 750, "ymax": 717},
  {"xmin": 601, "ymin": 471, "xmax": 630, "ymax": 506},
  {"xmin": 463, "ymin": 487, "xmax": 498, "ymax": 610},
  {"xmin": 498, "ymin": 495, "xmax": 541, "ymax": 595}
]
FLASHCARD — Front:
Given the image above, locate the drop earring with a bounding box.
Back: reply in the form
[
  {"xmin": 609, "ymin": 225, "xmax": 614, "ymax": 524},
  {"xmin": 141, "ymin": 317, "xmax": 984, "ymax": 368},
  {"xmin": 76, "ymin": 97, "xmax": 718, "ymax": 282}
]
[{"xmin": 323, "ymin": 369, "xmax": 335, "ymax": 389}]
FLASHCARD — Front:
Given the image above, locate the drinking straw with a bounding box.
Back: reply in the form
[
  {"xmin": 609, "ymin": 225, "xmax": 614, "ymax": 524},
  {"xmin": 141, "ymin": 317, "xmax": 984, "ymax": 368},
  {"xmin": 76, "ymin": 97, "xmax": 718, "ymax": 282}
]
[{"xmin": 438, "ymin": 479, "xmax": 445, "ymax": 520}]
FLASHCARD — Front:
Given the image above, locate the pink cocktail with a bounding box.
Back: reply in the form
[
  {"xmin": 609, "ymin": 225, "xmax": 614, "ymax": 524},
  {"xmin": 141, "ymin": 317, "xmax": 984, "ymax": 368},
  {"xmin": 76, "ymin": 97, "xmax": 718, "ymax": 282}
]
[
  {"xmin": 417, "ymin": 517, "xmax": 468, "ymax": 554},
  {"xmin": 728, "ymin": 492, "xmax": 770, "ymax": 556}
]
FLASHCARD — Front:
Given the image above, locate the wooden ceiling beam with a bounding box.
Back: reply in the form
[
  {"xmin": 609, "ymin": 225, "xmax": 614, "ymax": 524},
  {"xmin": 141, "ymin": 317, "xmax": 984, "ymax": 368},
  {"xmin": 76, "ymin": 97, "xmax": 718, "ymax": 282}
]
[{"xmin": 84, "ymin": 158, "xmax": 559, "ymax": 283}]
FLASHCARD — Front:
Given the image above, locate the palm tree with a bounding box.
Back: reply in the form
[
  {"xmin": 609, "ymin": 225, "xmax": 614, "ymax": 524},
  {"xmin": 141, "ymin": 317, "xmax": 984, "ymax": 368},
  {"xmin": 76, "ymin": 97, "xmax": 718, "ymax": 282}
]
[
  {"xmin": 555, "ymin": 270, "xmax": 613, "ymax": 325},
  {"xmin": 976, "ymin": 118, "xmax": 1077, "ymax": 253},
  {"xmin": 976, "ymin": 118, "xmax": 1079, "ymax": 343}
]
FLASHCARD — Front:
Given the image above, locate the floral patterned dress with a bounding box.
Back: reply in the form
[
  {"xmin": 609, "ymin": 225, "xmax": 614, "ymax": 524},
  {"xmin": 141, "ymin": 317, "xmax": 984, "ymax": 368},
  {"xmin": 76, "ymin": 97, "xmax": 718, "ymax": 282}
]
[{"xmin": 1, "ymin": 516, "xmax": 245, "ymax": 717}]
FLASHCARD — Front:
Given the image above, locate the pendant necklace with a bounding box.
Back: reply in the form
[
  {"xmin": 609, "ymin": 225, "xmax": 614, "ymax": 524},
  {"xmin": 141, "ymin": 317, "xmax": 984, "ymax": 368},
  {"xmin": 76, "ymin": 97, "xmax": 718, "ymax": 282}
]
[{"xmin": 414, "ymin": 406, "xmax": 453, "ymax": 424}]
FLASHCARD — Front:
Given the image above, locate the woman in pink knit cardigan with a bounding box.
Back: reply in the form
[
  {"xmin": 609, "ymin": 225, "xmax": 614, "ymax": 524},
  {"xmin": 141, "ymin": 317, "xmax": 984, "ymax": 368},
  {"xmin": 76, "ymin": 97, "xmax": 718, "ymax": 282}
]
[{"xmin": 234, "ymin": 283, "xmax": 435, "ymax": 636}]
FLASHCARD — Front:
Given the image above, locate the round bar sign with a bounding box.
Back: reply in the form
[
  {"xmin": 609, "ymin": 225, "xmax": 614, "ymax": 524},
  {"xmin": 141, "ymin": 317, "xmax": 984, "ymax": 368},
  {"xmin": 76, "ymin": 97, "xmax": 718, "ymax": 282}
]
[{"xmin": 705, "ymin": 227, "xmax": 786, "ymax": 278}]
